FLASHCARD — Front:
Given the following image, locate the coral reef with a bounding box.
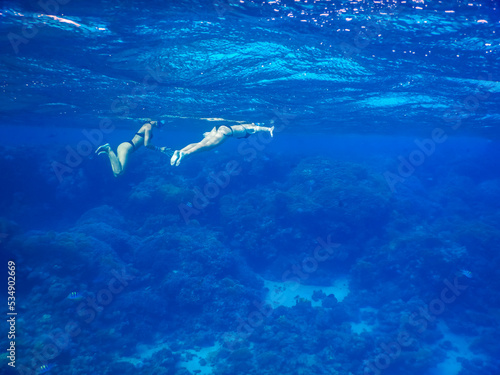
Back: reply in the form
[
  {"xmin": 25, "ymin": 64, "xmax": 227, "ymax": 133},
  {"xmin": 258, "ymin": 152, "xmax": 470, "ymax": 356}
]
[{"xmin": 1, "ymin": 142, "xmax": 499, "ymax": 375}]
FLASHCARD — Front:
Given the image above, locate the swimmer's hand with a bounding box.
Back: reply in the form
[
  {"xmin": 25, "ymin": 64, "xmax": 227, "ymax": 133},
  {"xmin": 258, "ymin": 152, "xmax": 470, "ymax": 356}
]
[{"xmin": 146, "ymin": 144, "xmax": 173, "ymax": 156}]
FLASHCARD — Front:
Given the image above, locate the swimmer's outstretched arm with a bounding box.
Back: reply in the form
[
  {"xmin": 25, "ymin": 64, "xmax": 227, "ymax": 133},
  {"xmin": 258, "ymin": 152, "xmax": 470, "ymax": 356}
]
[
  {"xmin": 145, "ymin": 143, "xmax": 174, "ymax": 156},
  {"xmin": 238, "ymin": 123, "xmax": 274, "ymax": 137},
  {"xmin": 143, "ymin": 125, "xmax": 173, "ymax": 156}
]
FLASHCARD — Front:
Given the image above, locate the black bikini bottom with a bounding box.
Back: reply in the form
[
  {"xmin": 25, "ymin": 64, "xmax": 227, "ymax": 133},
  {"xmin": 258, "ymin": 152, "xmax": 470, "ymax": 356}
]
[
  {"xmin": 127, "ymin": 140, "xmax": 136, "ymax": 151},
  {"xmin": 226, "ymin": 126, "xmax": 250, "ymax": 139}
]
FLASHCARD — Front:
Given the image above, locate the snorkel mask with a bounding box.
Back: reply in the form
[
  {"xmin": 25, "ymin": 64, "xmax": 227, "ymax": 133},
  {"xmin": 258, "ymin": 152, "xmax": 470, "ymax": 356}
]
[{"xmin": 151, "ymin": 120, "xmax": 165, "ymax": 129}]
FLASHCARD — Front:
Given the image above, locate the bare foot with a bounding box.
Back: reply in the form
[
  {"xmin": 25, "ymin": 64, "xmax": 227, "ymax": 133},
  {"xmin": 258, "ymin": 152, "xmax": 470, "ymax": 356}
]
[
  {"xmin": 175, "ymin": 151, "xmax": 186, "ymax": 166},
  {"xmin": 170, "ymin": 150, "xmax": 180, "ymax": 166},
  {"xmin": 95, "ymin": 143, "xmax": 110, "ymax": 155}
]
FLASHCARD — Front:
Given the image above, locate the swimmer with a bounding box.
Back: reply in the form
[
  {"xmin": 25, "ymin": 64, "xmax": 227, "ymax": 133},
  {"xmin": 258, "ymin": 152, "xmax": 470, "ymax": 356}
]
[
  {"xmin": 96, "ymin": 120, "xmax": 172, "ymax": 176},
  {"xmin": 170, "ymin": 123, "xmax": 274, "ymax": 166}
]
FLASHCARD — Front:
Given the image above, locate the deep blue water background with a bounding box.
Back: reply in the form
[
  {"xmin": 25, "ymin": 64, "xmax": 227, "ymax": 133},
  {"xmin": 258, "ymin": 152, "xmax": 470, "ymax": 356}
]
[{"xmin": 1, "ymin": 0, "xmax": 500, "ymax": 374}]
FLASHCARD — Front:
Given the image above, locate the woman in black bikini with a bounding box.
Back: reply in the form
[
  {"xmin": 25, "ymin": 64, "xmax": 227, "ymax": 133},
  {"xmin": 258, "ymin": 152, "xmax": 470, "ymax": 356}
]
[
  {"xmin": 95, "ymin": 120, "xmax": 172, "ymax": 176},
  {"xmin": 170, "ymin": 123, "xmax": 274, "ymax": 166}
]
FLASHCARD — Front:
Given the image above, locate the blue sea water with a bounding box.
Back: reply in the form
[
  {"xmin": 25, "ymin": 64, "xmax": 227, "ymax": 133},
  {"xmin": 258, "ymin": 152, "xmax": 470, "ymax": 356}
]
[{"xmin": 1, "ymin": 0, "xmax": 500, "ymax": 374}]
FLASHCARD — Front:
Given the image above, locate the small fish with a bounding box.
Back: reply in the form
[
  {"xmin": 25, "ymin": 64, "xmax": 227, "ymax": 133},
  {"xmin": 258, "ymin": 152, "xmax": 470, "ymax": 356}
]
[
  {"xmin": 460, "ymin": 269, "xmax": 473, "ymax": 279},
  {"xmin": 37, "ymin": 364, "xmax": 55, "ymax": 374},
  {"xmin": 67, "ymin": 292, "xmax": 83, "ymax": 300}
]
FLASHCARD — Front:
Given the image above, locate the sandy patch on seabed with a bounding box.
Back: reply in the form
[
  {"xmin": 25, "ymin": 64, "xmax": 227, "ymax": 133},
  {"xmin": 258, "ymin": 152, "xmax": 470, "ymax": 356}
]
[{"xmin": 263, "ymin": 277, "xmax": 350, "ymax": 308}]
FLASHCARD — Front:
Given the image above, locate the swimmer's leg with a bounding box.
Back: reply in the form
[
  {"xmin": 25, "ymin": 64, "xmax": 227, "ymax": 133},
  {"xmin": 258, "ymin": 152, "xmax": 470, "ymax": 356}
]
[
  {"xmin": 108, "ymin": 149, "xmax": 123, "ymax": 176},
  {"xmin": 96, "ymin": 143, "xmax": 125, "ymax": 176},
  {"xmin": 171, "ymin": 127, "xmax": 230, "ymax": 166}
]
